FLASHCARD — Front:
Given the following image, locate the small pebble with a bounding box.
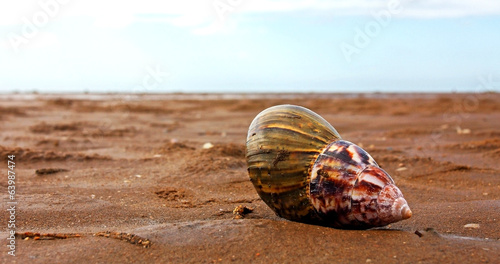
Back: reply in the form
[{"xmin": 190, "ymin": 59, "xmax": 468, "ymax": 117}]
[
  {"xmin": 456, "ymin": 126, "xmax": 471, "ymax": 134},
  {"xmin": 396, "ymin": 167, "xmax": 408, "ymax": 172},
  {"xmin": 463, "ymin": 223, "xmax": 480, "ymax": 229},
  {"xmin": 203, "ymin": 142, "xmax": 214, "ymax": 149}
]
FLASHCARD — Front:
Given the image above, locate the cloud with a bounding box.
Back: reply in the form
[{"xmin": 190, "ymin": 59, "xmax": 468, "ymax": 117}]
[
  {"xmin": 240, "ymin": 0, "xmax": 500, "ymax": 18},
  {"xmin": 1, "ymin": 1, "xmax": 499, "ymax": 32}
]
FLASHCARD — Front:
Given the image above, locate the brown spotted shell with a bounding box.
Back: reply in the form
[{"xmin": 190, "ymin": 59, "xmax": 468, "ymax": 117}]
[{"xmin": 246, "ymin": 105, "xmax": 411, "ymax": 229}]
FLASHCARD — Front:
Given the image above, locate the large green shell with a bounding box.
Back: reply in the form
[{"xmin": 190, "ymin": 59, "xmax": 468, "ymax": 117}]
[{"xmin": 246, "ymin": 105, "xmax": 341, "ymax": 222}]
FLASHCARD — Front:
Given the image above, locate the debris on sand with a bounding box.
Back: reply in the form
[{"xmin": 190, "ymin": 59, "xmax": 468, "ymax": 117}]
[
  {"xmin": 94, "ymin": 231, "xmax": 152, "ymax": 248},
  {"xmin": 456, "ymin": 126, "xmax": 471, "ymax": 135},
  {"xmin": 233, "ymin": 205, "xmax": 254, "ymax": 219},
  {"xmin": 463, "ymin": 223, "xmax": 480, "ymax": 229},
  {"xmin": 35, "ymin": 168, "xmax": 69, "ymax": 175},
  {"xmin": 414, "ymin": 228, "xmax": 440, "ymax": 238},
  {"xmin": 17, "ymin": 231, "xmax": 151, "ymax": 248},
  {"xmin": 203, "ymin": 142, "xmax": 214, "ymax": 149},
  {"xmin": 16, "ymin": 232, "xmax": 82, "ymax": 240}
]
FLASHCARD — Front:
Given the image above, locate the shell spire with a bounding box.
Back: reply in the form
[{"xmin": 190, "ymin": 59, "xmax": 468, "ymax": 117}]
[{"xmin": 246, "ymin": 105, "xmax": 411, "ymax": 229}]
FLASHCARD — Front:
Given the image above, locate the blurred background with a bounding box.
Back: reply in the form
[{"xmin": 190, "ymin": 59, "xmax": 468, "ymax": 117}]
[{"xmin": 1, "ymin": 0, "xmax": 499, "ymax": 93}]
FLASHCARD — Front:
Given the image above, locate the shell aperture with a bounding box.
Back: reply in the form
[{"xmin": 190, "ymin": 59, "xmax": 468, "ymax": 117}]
[{"xmin": 246, "ymin": 105, "xmax": 411, "ymax": 229}]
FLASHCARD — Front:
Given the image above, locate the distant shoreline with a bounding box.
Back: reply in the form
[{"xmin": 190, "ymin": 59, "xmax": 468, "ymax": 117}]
[{"xmin": 0, "ymin": 92, "xmax": 496, "ymax": 101}]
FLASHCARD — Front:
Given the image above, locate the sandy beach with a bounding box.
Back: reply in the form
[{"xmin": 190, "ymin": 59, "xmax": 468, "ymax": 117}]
[{"xmin": 0, "ymin": 93, "xmax": 499, "ymax": 263}]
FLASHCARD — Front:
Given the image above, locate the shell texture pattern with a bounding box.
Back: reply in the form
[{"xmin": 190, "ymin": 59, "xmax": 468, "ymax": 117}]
[{"xmin": 246, "ymin": 105, "xmax": 411, "ymax": 229}]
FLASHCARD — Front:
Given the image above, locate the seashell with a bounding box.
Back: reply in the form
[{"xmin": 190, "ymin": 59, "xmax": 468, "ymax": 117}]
[{"xmin": 246, "ymin": 105, "xmax": 411, "ymax": 229}]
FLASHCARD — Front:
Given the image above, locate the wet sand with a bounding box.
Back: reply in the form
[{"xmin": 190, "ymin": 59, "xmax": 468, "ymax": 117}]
[{"xmin": 0, "ymin": 93, "xmax": 499, "ymax": 263}]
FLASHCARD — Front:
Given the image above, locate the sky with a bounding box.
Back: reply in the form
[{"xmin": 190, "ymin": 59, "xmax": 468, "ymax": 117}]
[{"xmin": 0, "ymin": 0, "xmax": 499, "ymax": 93}]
